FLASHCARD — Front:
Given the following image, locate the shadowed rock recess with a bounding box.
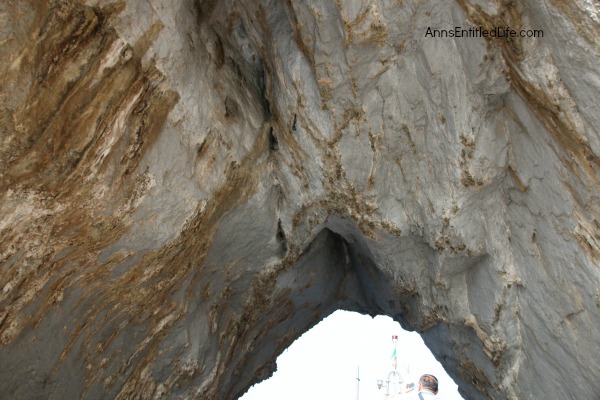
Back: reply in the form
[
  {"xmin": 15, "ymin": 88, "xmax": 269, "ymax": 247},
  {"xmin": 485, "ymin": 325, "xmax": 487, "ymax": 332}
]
[{"xmin": 1, "ymin": 0, "xmax": 599, "ymax": 398}]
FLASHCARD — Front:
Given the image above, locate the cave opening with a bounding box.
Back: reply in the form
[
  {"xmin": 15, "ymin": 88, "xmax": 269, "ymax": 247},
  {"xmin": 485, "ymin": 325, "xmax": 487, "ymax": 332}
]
[
  {"xmin": 214, "ymin": 213, "xmax": 475, "ymax": 399},
  {"xmin": 239, "ymin": 310, "xmax": 465, "ymax": 400}
]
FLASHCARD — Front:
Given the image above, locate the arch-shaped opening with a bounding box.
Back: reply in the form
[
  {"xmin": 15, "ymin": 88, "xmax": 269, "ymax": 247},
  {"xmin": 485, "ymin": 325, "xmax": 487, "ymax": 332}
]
[
  {"xmin": 218, "ymin": 215, "xmax": 488, "ymax": 399},
  {"xmin": 240, "ymin": 310, "xmax": 465, "ymax": 400}
]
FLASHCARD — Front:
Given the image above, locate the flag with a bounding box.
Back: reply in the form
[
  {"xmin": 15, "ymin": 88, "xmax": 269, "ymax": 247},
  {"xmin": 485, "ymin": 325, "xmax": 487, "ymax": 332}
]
[{"xmin": 390, "ymin": 347, "xmax": 397, "ymax": 370}]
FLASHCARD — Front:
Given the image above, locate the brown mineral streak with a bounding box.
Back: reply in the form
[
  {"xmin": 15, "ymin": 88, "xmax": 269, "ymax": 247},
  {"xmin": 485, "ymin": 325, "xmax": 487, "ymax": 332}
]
[
  {"xmin": 456, "ymin": 0, "xmax": 600, "ymax": 263},
  {"xmin": 0, "ymin": 0, "xmax": 175, "ymax": 369},
  {"xmin": 548, "ymin": 0, "xmax": 600, "ymax": 53},
  {"xmin": 285, "ymin": 0, "xmax": 316, "ymax": 72},
  {"xmin": 457, "ymin": 0, "xmax": 599, "ymax": 182},
  {"xmin": 0, "ymin": 0, "xmax": 279, "ymax": 395},
  {"xmin": 77, "ymin": 55, "xmax": 268, "ymax": 400}
]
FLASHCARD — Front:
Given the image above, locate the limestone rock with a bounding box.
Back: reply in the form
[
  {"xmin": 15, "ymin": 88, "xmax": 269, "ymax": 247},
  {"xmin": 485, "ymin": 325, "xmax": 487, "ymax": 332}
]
[{"xmin": 1, "ymin": 0, "xmax": 599, "ymax": 399}]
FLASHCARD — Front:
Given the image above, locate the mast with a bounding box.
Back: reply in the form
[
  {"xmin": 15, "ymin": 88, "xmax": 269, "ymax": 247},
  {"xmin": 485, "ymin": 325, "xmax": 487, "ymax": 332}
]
[
  {"xmin": 356, "ymin": 365, "xmax": 360, "ymax": 400},
  {"xmin": 378, "ymin": 334, "xmax": 403, "ymax": 399},
  {"xmin": 391, "ymin": 335, "xmax": 398, "ymax": 370}
]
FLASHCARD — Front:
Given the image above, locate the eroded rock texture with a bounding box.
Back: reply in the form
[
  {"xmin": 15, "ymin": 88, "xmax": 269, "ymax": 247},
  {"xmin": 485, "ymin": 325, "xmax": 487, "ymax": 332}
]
[{"xmin": 1, "ymin": 0, "xmax": 599, "ymax": 398}]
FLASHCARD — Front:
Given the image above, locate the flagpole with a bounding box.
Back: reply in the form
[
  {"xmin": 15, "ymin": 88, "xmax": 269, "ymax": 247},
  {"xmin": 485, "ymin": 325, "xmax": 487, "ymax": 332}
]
[
  {"xmin": 391, "ymin": 335, "xmax": 398, "ymax": 370},
  {"xmin": 356, "ymin": 365, "xmax": 360, "ymax": 400}
]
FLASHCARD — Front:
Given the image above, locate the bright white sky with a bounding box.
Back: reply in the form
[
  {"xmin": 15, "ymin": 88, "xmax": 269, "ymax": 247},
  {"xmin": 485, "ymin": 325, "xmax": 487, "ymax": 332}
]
[{"xmin": 240, "ymin": 310, "xmax": 465, "ymax": 400}]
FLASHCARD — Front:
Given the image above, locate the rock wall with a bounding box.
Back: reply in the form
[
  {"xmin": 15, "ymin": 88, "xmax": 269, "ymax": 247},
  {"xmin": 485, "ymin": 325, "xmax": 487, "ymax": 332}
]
[{"xmin": 1, "ymin": 0, "xmax": 599, "ymax": 398}]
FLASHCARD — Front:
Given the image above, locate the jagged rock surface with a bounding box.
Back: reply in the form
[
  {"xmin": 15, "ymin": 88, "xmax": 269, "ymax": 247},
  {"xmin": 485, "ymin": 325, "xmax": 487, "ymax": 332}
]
[{"xmin": 1, "ymin": 0, "xmax": 599, "ymax": 398}]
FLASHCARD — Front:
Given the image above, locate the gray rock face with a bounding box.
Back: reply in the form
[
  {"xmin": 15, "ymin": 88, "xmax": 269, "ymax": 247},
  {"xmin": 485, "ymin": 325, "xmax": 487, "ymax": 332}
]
[{"xmin": 1, "ymin": 0, "xmax": 599, "ymax": 398}]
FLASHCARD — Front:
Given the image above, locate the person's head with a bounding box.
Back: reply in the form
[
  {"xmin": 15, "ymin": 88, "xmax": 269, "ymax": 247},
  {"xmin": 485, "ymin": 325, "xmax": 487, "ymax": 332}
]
[{"xmin": 419, "ymin": 374, "xmax": 439, "ymax": 394}]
